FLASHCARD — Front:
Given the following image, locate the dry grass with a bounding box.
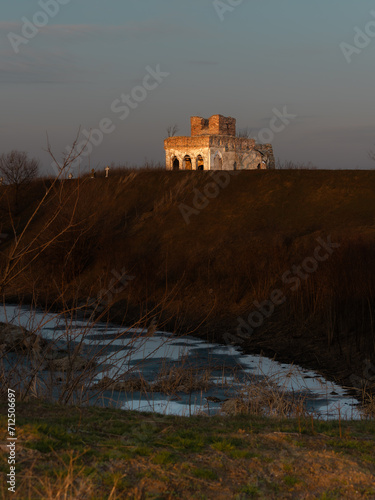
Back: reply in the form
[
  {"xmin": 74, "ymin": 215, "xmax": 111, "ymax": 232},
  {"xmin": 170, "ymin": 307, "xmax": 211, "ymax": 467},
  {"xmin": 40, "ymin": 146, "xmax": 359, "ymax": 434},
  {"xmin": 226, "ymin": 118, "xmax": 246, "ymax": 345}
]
[
  {"xmin": 220, "ymin": 377, "xmax": 308, "ymax": 419},
  {"xmin": 20, "ymin": 451, "xmax": 96, "ymax": 500},
  {"xmin": 94, "ymin": 375, "xmax": 151, "ymax": 393},
  {"xmin": 93, "ymin": 358, "xmax": 213, "ymax": 397},
  {"xmin": 151, "ymin": 361, "xmax": 213, "ymax": 395},
  {"xmin": 360, "ymin": 390, "xmax": 375, "ymax": 419},
  {"xmin": 1, "ymin": 400, "xmax": 375, "ymax": 499}
]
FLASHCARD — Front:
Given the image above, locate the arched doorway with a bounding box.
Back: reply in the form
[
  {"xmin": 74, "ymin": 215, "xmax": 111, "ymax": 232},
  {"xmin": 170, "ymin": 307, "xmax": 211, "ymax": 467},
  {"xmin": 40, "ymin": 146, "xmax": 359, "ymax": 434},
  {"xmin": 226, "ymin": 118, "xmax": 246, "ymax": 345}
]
[
  {"xmin": 213, "ymin": 153, "xmax": 223, "ymax": 170},
  {"xmin": 196, "ymin": 155, "xmax": 204, "ymax": 170},
  {"xmin": 183, "ymin": 155, "xmax": 192, "ymax": 170},
  {"xmin": 172, "ymin": 157, "xmax": 180, "ymax": 170},
  {"xmin": 243, "ymin": 151, "xmax": 262, "ymax": 170}
]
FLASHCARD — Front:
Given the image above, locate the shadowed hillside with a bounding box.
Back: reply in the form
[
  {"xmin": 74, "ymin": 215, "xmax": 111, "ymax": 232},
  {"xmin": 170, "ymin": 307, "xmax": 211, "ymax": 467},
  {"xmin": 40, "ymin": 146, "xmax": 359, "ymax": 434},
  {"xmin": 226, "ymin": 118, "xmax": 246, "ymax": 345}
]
[{"xmin": 1, "ymin": 168, "xmax": 375, "ymax": 393}]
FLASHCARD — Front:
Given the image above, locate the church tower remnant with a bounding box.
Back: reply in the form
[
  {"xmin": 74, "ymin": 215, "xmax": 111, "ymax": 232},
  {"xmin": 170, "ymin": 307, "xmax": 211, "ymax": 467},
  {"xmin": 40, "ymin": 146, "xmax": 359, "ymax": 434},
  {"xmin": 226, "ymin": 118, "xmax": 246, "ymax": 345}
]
[{"xmin": 164, "ymin": 114, "xmax": 275, "ymax": 171}]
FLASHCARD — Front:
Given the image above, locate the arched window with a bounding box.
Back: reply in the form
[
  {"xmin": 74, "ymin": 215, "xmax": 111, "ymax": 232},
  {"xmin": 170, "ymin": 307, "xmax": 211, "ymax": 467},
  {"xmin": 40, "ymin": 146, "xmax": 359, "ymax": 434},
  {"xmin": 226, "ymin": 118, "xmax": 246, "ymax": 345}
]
[
  {"xmin": 183, "ymin": 155, "xmax": 192, "ymax": 170},
  {"xmin": 196, "ymin": 155, "xmax": 204, "ymax": 170},
  {"xmin": 172, "ymin": 157, "xmax": 180, "ymax": 170},
  {"xmin": 213, "ymin": 154, "xmax": 223, "ymax": 170}
]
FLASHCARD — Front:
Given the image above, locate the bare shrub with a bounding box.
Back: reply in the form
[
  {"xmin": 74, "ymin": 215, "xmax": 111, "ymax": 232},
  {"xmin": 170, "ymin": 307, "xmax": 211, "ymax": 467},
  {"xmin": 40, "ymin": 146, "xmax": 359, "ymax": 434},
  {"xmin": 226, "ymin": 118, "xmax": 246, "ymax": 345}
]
[
  {"xmin": 93, "ymin": 375, "xmax": 151, "ymax": 393},
  {"xmin": 166, "ymin": 124, "xmax": 179, "ymax": 137},
  {"xmin": 359, "ymin": 388, "xmax": 375, "ymax": 419},
  {"xmin": 152, "ymin": 359, "xmax": 212, "ymax": 395},
  {"xmin": 220, "ymin": 376, "xmax": 309, "ymax": 418},
  {"xmin": 276, "ymin": 158, "xmax": 317, "ymax": 169},
  {"xmin": 0, "ymin": 150, "xmax": 39, "ymax": 213}
]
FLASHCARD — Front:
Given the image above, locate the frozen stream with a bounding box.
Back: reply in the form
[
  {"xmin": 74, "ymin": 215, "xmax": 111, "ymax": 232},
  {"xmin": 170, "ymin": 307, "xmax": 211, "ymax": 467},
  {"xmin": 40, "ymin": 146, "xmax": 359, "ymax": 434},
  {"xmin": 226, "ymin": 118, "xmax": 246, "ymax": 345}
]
[{"xmin": 1, "ymin": 304, "xmax": 362, "ymax": 419}]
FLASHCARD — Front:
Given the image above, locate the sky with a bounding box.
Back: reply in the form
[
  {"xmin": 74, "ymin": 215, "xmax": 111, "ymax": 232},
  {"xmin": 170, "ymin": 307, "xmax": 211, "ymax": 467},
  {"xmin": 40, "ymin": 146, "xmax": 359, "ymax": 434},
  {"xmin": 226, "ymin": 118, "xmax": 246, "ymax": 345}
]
[{"xmin": 1, "ymin": 0, "xmax": 375, "ymax": 174}]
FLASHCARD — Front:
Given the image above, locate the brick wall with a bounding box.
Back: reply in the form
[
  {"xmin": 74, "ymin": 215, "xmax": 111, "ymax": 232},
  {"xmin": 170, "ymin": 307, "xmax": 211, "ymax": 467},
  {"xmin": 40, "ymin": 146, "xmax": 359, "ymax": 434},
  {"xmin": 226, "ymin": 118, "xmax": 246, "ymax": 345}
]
[
  {"xmin": 164, "ymin": 136, "xmax": 211, "ymax": 149},
  {"xmin": 191, "ymin": 117, "xmax": 210, "ymax": 136},
  {"xmin": 209, "ymin": 115, "xmax": 236, "ymax": 136},
  {"xmin": 191, "ymin": 115, "xmax": 236, "ymax": 136},
  {"xmin": 254, "ymin": 144, "xmax": 275, "ymax": 169}
]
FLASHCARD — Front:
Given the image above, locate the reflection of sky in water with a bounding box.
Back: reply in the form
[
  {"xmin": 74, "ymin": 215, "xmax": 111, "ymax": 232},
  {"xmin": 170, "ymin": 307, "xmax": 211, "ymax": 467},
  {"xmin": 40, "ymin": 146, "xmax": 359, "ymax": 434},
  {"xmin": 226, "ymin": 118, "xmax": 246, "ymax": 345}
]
[{"xmin": 0, "ymin": 304, "xmax": 362, "ymax": 419}]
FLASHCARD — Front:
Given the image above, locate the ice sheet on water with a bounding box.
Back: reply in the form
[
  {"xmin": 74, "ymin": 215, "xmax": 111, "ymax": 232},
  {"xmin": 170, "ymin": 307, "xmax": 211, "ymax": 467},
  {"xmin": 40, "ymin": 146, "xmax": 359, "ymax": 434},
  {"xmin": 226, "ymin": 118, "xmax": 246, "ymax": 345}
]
[{"xmin": 0, "ymin": 304, "xmax": 363, "ymax": 420}]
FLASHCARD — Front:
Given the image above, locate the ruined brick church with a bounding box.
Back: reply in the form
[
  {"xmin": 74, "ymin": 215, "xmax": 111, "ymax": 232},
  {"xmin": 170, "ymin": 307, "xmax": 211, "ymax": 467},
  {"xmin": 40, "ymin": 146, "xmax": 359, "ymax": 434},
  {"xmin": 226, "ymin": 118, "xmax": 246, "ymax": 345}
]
[{"xmin": 164, "ymin": 114, "xmax": 275, "ymax": 171}]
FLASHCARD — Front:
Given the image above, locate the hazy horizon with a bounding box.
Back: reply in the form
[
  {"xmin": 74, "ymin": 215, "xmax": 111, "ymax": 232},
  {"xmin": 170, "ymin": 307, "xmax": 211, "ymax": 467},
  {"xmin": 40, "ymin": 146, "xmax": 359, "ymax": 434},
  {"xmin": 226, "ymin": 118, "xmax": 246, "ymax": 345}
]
[{"xmin": 2, "ymin": 0, "xmax": 375, "ymax": 174}]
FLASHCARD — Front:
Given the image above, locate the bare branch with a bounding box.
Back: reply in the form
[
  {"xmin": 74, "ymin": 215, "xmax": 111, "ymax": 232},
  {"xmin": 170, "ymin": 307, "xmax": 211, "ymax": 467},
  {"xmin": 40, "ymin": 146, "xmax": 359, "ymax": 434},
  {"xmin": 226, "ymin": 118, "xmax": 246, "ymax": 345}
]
[
  {"xmin": 236, "ymin": 127, "xmax": 253, "ymax": 138},
  {"xmin": 0, "ymin": 130, "xmax": 91, "ymax": 294},
  {"xmin": 166, "ymin": 124, "xmax": 179, "ymax": 137}
]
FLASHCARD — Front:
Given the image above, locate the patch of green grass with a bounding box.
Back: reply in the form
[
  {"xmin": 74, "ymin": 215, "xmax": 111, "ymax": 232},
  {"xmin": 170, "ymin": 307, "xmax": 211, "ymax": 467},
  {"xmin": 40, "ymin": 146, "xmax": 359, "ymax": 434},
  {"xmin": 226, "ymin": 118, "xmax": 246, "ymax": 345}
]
[
  {"xmin": 238, "ymin": 482, "xmax": 261, "ymax": 498},
  {"xmin": 37, "ymin": 423, "xmax": 81, "ymax": 442},
  {"xmin": 101, "ymin": 472, "xmax": 131, "ymax": 490},
  {"xmin": 82, "ymin": 466, "xmax": 97, "ymax": 478},
  {"xmin": 283, "ymin": 474, "xmax": 301, "ymax": 487},
  {"xmin": 25, "ymin": 422, "xmax": 87, "ymax": 454},
  {"xmin": 360, "ymin": 487, "xmax": 375, "ymax": 497},
  {"xmin": 295, "ymin": 439, "xmax": 308, "ymax": 447},
  {"xmin": 192, "ymin": 468, "xmax": 218, "ymax": 481},
  {"xmin": 327, "ymin": 438, "xmax": 374, "ymax": 452},
  {"xmin": 318, "ymin": 491, "xmax": 341, "ymax": 500},
  {"xmin": 362, "ymin": 453, "xmax": 375, "ymax": 464},
  {"xmin": 262, "ymin": 479, "xmax": 281, "ymax": 493},
  {"xmin": 165, "ymin": 430, "xmax": 207, "ymax": 452},
  {"xmin": 229, "ymin": 449, "xmax": 258, "ymax": 459},
  {"xmin": 133, "ymin": 446, "xmax": 152, "ymax": 457},
  {"xmin": 174, "ymin": 436, "xmax": 205, "ymax": 452},
  {"xmin": 1, "ymin": 401, "xmax": 375, "ymax": 500},
  {"xmin": 25, "ymin": 438, "xmax": 59, "ymax": 453},
  {"xmin": 118, "ymin": 449, "xmax": 135, "ymax": 460},
  {"xmin": 152, "ymin": 451, "xmax": 176, "ymax": 464},
  {"xmin": 228, "ymin": 437, "xmax": 247, "ymax": 446},
  {"xmin": 97, "ymin": 449, "xmax": 127, "ymax": 461},
  {"xmin": 211, "ymin": 439, "xmax": 235, "ymax": 453},
  {"xmin": 33, "ymin": 462, "xmax": 66, "ymax": 477},
  {"xmin": 282, "ymin": 462, "xmax": 293, "ymax": 472}
]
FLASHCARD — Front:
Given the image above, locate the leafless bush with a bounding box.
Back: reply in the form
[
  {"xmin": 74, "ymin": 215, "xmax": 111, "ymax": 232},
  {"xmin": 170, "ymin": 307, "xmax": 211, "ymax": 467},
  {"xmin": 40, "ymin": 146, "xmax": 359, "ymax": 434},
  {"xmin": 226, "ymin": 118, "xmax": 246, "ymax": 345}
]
[
  {"xmin": 0, "ymin": 150, "xmax": 39, "ymax": 213},
  {"xmin": 166, "ymin": 124, "xmax": 179, "ymax": 137},
  {"xmin": 220, "ymin": 375, "xmax": 309, "ymax": 418},
  {"xmin": 152, "ymin": 359, "xmax": 212, "ymax": 395},
  {"xmin": 0, "ymin": 150, "xmax": 39, "ymax": 185},
  {"xmin": 276, "ymin": 158, "xmax": 317, "ymax": 170},
  {"xmin": 359, "ymin": 388, "xmax": 375, "ymax": 419},
  {"xmin": 236, "ymin": 127, "xmax": 253, "ymax": 138}
]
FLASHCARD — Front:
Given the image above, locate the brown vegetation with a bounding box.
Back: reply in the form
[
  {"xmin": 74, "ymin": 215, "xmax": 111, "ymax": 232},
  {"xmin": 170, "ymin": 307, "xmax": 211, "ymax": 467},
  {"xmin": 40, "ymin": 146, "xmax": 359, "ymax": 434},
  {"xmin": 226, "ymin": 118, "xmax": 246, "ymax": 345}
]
[{"xmin": 1, "ymin": 168, "xmax": 375, "ymax": 395}]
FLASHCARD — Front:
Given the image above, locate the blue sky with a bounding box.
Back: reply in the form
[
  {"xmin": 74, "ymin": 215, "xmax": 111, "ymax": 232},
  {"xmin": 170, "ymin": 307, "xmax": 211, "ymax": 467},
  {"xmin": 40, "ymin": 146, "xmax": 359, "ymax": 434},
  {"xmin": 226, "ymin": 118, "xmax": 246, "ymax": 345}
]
[{"xmin": 1, "ymin": 0, "xmax": 375, "ymax": 173}]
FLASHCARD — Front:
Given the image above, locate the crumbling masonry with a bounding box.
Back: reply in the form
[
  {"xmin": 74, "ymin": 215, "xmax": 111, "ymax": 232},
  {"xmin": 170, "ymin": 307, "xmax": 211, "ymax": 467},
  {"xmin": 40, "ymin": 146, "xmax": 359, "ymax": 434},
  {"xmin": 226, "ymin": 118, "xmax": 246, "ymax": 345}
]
[{"xmin": 164, "ymin": 115, "xmax": 275, "ymax": 171}]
